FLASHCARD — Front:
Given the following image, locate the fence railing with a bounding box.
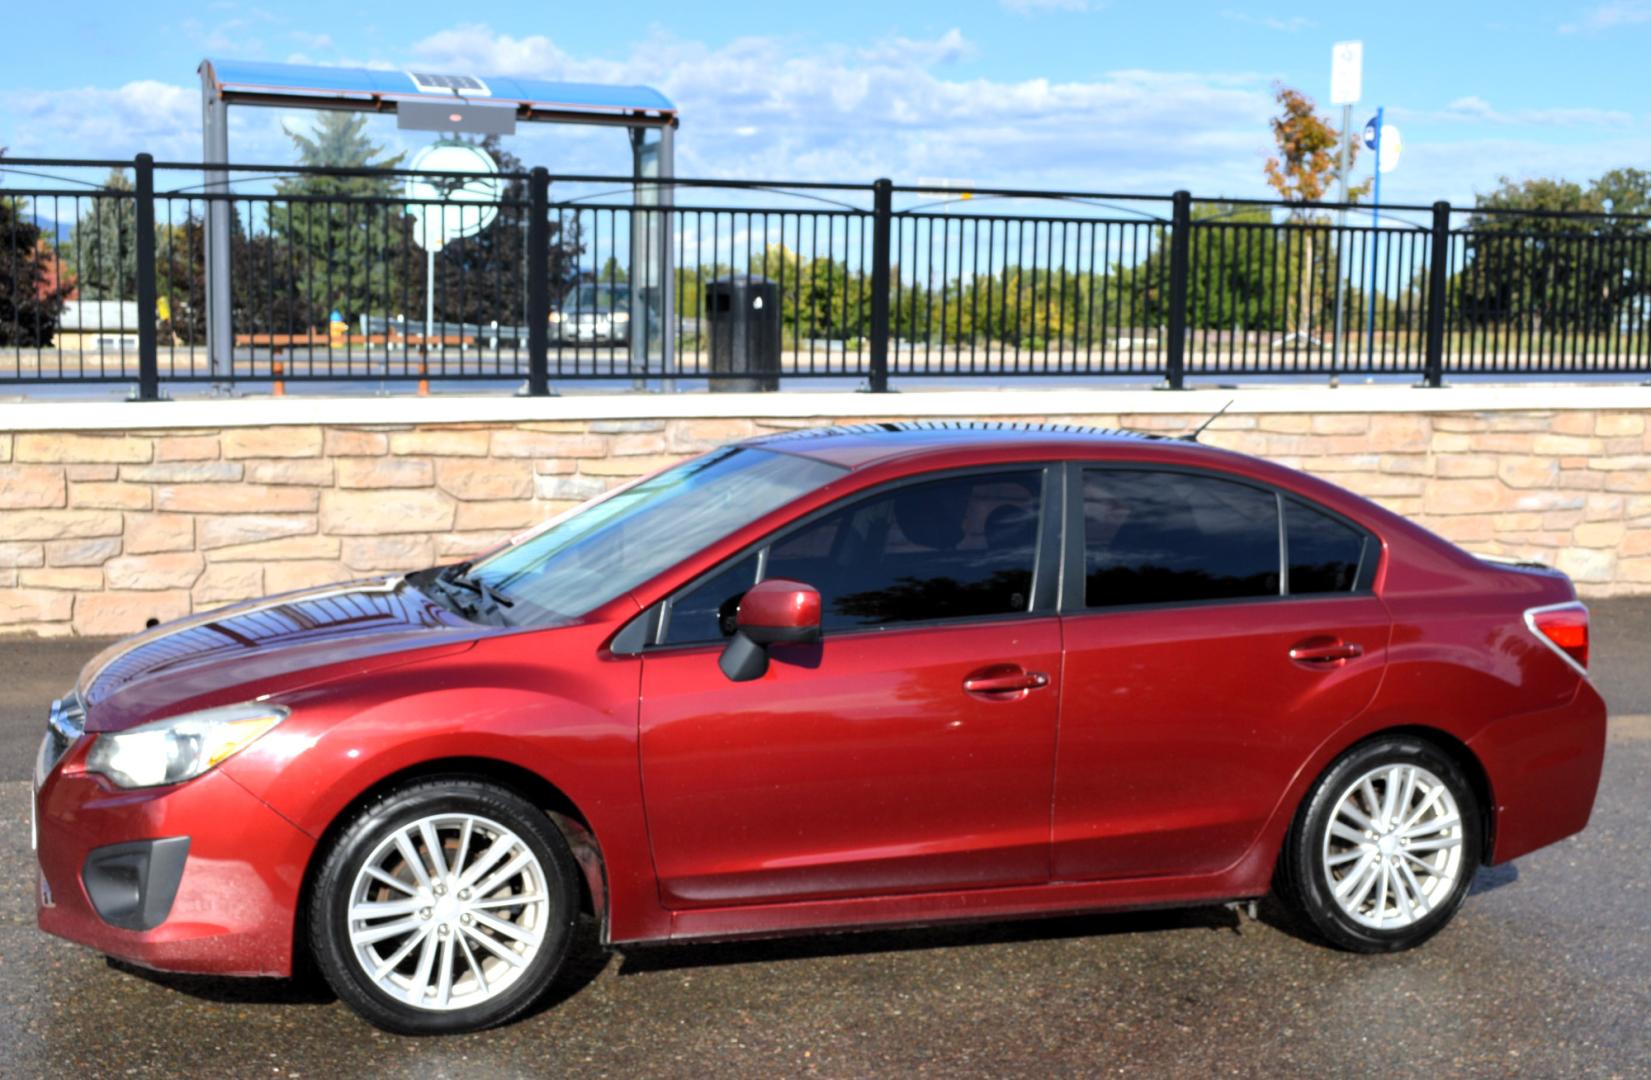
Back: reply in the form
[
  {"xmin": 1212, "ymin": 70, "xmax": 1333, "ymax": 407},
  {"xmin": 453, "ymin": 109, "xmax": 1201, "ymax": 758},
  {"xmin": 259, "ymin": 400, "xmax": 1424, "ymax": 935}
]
[{"xmin": 3, "ymin": 154, "xmax": 1650, "ymax": 396}]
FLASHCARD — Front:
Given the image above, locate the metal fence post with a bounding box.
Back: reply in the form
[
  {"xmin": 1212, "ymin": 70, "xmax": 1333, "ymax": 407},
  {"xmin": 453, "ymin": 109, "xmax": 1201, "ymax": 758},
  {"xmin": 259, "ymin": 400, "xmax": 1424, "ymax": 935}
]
[
  {"xmin": 525, "ymin": 166, "xmax": 551, "ymax": 396},
  {"xmin": 868, "ymin": 178, "xmax": 893, "ymax": 393},
  {"xmin": 133, "ymin": 154, "xmax": 160, "ymax": 401},
  {"xmin": 1423, "ymin": 201, "xmax": 1450, "ymax": 388},
  {"xmin": 1164, "ymin": 190, "xmax": 1192, "ymax": 390}
]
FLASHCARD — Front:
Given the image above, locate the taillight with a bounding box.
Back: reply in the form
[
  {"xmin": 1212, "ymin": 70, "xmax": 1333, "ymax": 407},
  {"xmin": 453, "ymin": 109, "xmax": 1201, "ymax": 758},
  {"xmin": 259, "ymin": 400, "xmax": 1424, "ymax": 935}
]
[{"xmin": 1525, "ymin": 603, "xmax": 1589, "ymax": 673}]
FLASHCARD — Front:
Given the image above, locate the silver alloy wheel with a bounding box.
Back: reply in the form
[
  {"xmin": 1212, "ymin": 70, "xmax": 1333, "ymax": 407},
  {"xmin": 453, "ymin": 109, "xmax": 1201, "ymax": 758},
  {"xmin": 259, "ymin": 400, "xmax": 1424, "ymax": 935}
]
[
  {"xmin": 1322, "ymin": 763, "xmax": 1465, "ymax": 930},
  {"xmin": 347, "ymin": 812, "xmax": 550, "ymax": 1011}
]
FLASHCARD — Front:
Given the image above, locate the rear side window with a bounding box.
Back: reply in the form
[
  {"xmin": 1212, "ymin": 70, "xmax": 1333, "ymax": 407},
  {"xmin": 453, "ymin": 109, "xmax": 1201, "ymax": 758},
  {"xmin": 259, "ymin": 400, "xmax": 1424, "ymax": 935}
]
[
  {"xmin": 1285, "ymin": 500, "xmax": 1365, "ymax": 594},
  {"xmin": 661, "ymin": 470, "xmax": 1044, "ymax": 643},
  {"xmin": 1083, "ymin": 469, "xmax": 1280, "ymax": 608}
]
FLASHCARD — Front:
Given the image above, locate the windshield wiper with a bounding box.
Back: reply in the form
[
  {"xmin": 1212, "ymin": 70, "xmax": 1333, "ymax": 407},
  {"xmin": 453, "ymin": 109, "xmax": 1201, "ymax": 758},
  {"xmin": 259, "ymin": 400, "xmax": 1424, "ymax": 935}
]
[{"xmin": 433, "ymin": 562, "xmax": 515, "ymax": 622}]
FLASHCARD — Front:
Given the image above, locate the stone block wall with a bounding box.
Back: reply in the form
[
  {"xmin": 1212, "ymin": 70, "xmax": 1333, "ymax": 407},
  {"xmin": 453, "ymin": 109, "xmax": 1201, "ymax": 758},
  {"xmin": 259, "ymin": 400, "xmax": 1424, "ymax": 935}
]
[{"xmin": 1, "ymin": 403, "xmax": 1647, "ymax": 636}]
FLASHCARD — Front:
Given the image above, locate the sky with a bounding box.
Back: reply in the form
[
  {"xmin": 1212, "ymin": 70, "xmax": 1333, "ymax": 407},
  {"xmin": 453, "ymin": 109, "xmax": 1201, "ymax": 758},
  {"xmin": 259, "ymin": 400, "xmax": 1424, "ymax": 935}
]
[{"xmin": 3, "ymin": 0, "xmax": 1649, "ymax": 207}]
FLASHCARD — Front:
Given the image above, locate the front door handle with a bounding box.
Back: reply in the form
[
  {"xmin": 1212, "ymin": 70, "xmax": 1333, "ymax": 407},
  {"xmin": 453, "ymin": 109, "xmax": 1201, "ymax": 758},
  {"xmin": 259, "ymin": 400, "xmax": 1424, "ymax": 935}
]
[
  {"xmin": 1289, "ymin": 638, "xmax": 1365, "ymax": 665},
  {"xmin": 963, "ymin": 665, "xmax": 1050, "ymax": 699}
]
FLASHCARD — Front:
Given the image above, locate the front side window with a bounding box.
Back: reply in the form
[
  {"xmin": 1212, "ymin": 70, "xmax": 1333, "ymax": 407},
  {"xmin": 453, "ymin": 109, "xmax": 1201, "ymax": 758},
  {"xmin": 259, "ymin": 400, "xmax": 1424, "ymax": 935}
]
[
  {"xmin": 1083, "ymin": 469, "xmax": 1280, "ymax": 608},
  {"xmin": 661, "ymin": 470, "xmax": 1045, "ymax": 643},
  {"xmin": 470, "ymin": 447, "xmax": 844, "ymax": 625}
]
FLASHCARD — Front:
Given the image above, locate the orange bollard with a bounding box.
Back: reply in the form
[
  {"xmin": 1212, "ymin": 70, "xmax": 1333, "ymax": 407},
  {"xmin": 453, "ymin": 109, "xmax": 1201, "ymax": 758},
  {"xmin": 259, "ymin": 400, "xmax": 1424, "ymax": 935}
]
[
  {"xmin": 272, "ymin": 359, "xmax": 285, "ymax": 397},
  {"xmin": 417, "ymin": 358, "xmax": 429, "ymax": 397}
]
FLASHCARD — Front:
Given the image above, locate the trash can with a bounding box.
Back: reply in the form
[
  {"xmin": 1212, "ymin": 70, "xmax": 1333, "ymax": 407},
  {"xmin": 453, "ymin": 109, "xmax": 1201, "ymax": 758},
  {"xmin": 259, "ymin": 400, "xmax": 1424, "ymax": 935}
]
[{"xmin": 704, "ymin": 276, "xmax": 780, "ymax": 391}]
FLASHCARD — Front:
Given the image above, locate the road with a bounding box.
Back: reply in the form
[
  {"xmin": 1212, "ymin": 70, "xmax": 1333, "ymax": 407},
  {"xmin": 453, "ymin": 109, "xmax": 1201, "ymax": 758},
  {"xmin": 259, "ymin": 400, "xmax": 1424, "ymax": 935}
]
[{"xmin": 2, "ymin": 602, "xmax": 1648, "ymax": 1078}]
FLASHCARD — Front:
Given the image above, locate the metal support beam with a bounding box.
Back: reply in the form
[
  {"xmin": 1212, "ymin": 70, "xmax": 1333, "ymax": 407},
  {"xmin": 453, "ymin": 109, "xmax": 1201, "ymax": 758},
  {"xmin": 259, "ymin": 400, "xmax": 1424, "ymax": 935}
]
[
  {"xmin": 1423, "ymin": 200, "xmax": 1451, "ymax": 388},
  {"xmin": 199, "ymin": 66, "xmax": 233, "ymax": 382},
  {"xmin": 1165, "ymin": 190, "xmax": 1192, "ymax": 390},
  {"xmin": 526, "ymin": 168, "xmax": 551, "ymax": 397},
  {"xmin": 659, "ymin": 121, "xmax": 676, "ymax": 390},
  {"xmin": 133, "ymin": 154, "xmax": 160, "ymax": 401},
  {"xmin": 868, "ymin": 179, "xmax": 893, "ymax": 393}
]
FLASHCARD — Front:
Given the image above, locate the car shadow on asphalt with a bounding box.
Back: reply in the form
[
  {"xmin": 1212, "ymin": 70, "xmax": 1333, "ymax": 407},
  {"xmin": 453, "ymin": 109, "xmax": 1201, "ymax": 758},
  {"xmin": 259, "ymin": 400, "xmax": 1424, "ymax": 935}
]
[
  {"xmin": 613, "ymin": 904, "xmax": 1245, "ymax": 976},
  {"xmin": 104, "ymin": 915, "xmax": 615, "ymax": 1016},
  {"xmin": 97, "ymin": 869, "xmax": 1520, "ymax": 1012}
]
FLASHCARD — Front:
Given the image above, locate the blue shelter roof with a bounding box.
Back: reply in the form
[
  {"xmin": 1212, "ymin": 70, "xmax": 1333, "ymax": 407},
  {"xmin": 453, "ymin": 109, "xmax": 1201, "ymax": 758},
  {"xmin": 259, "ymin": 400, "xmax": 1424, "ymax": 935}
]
[{"xmin": 201, "ymin": 59, "xmax": 674, "ymax": 118}]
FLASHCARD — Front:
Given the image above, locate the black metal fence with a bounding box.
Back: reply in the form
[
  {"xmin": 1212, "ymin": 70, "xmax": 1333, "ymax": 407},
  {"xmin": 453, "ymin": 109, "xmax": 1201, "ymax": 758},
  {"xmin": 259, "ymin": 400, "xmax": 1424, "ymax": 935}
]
[{"xmin": 3, "ymin": 154, "xmax": 1650, "ymax": 396}]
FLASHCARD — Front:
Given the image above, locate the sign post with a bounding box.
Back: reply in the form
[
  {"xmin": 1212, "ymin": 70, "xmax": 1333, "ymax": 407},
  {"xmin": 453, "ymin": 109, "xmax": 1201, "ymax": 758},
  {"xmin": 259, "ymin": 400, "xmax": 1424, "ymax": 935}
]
[
  {"xmin": 406, "ymin": 141, "xmax": 503, "ymax": 357},
  {"xmin": 1362, "ymin": 111, "xmax": 1402, "ymax": 365}
]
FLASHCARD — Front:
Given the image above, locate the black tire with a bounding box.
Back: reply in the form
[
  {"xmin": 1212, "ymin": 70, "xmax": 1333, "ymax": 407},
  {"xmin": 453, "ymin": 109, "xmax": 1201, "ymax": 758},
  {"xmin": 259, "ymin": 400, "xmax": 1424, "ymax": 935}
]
[
  {"xmin": 1279, "ymin": 735, "xmax": 1482, "ymax": 953},
  {"xmin": 308, "ymin": 777, "xmax": 579, "ymax": 1034}
]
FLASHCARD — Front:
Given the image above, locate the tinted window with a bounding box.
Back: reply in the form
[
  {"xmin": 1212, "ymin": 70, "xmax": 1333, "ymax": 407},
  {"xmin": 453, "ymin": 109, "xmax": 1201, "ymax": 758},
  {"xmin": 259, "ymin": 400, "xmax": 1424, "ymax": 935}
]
[
  {"xmin": 664, "ymin": 554, "xmax": 759, "ymax": 644},
  {"xmin": 1083, "ymin": 469, "xmax": 1279, "ymax": 608},
  {"xmin": 766, "ymin": 471, "xmax": 1042, "ymax": 631},
  {"xmin": 1286, "ymin": 501, "xmax": 1365, "ymax": 594}
]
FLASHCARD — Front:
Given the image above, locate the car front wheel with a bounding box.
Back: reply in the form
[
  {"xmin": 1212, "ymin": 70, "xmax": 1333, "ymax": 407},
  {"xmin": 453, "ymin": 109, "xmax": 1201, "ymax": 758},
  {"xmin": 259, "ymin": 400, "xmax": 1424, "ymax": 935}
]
[
  {"xmin": 309, "ymin": 778, "xmax": 580, "ymax": 1034},
  {"xmin": 1280, "ymin": 736, "xmax": 1482, "ymax": 952}
]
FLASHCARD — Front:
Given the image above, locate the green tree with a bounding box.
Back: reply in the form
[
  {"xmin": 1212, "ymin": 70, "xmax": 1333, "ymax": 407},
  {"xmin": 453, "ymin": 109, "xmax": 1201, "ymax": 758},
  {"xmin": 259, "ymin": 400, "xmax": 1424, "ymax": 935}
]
[
  {"xmin": 1456, "ymin": 173, "xmax": 1649, "ymax": 338},
  {"xmin": 65, "ymin": 170, "xmax": 140, "ymax": 300},
  {"xmin": 272, "ymin": 113, "xmax": 408, "ymax": 327}
]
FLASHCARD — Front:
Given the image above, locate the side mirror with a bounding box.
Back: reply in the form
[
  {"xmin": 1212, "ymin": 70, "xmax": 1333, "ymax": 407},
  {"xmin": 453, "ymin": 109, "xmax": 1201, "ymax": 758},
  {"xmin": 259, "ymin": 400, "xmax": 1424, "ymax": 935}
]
[{"xmin": 718, "ymin": 579, "xmax": 822, "ymax": 682}]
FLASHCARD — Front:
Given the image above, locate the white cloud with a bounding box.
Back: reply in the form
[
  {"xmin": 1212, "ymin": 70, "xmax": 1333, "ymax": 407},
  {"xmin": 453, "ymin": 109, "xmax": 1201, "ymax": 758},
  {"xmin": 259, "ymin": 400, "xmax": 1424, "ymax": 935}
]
[
  {"xmin": 1219, "ymin": 11, "xmax": 1315, "ymax": 32},
  {"xmin": 1560, "ymin": 1, "xmax": 1651, "ymax": 32},
  {"xmin": 396, "ymin": 24, "xmax": 1278, "ymax": 192},
  {"xmin": 1000, "ymin": 0, "xmax": 1096, "ymax": 12},
  {"xmin": 1399, "ymin": 96, "xmax": 1635, "ymax": 129},
  {"xmin": 3, "ymin": 22, "xmax": 1645, "ymax": 211},
  {"xmin": 2, "ymin": 81, "xmax": 200, "ymax": 161}
]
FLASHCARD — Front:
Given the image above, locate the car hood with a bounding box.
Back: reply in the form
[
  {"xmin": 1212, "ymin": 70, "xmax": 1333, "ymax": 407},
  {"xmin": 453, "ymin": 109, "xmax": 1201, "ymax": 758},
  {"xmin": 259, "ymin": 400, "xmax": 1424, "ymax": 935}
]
[{"xmin": 77, "ymin": 577, "xmax": 489, "ymax": 733}]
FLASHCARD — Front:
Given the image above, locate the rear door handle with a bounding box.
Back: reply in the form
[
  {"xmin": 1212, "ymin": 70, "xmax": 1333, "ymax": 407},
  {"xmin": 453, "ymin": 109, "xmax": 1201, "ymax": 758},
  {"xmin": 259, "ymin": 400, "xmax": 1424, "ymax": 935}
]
[
  {"xmin": 1289, "ymin": 639, "xmax": 1365, "ymax": 665},
  {"xmin": 963, "ymin": 665, "xmax": 1050, "ymax": 698}
]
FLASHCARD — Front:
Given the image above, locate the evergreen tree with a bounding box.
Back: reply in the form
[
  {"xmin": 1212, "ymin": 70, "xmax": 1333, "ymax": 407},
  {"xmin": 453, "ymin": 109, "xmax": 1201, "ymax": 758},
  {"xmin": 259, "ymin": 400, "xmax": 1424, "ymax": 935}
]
[
  {"xmin": 272, "ymin": 113, "xmax": 410, "ymax": 327},
  {"xmin": 66, "ymin": 170, "xmax": 140, "ymax": 300}
]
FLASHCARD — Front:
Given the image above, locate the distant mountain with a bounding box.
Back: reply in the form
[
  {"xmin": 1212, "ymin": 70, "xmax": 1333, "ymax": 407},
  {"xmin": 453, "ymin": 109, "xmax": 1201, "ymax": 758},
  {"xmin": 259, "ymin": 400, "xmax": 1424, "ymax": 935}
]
[{"xmin": 29, "ymin": 212, "xmax": 73, "ymax": 243}]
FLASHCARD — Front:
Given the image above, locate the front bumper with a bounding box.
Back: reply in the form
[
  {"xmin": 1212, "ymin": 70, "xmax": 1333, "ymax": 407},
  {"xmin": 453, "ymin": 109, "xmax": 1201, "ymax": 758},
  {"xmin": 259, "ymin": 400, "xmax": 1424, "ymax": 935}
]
[{"xmin": 35, "ymin": 739, "xmax": 315, "ymax": 977}]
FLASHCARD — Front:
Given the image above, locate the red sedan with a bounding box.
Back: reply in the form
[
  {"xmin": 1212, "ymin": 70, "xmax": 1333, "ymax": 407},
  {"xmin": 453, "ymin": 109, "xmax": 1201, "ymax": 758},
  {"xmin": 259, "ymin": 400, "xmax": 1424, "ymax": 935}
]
[{"xmin": 33, "ymin": 423, "xmax": 1606, "ymax": 1033}]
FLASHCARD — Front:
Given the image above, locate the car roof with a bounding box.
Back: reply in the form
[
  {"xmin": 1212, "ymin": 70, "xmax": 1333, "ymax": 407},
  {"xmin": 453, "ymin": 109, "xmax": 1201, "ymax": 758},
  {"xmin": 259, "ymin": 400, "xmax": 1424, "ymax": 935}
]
[{"xmin": 741, "ymin": 420, "xmax": 1199, "ymax": 471}]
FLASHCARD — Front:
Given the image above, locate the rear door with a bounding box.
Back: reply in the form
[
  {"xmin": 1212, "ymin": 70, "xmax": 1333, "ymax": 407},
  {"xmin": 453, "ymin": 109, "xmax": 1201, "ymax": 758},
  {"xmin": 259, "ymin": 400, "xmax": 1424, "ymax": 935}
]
[
  {"xmin": 638, "ymin": 466, "xmax": 1064, "ymax": 908},
  {"xmin": 1053, "ymin": 464, "xmax": 1391, "ymax": 881}
]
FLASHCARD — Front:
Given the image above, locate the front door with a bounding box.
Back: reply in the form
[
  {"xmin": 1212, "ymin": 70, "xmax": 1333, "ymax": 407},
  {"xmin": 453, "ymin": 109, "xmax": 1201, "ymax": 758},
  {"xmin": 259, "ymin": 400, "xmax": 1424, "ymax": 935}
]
[{"xmin": 638, "ymin": 467, "xmax": 1062, "ymax": 909}]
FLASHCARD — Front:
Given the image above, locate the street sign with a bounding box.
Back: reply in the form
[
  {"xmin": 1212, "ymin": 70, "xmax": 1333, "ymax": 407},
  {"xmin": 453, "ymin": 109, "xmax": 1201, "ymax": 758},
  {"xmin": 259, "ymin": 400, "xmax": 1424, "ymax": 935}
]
[
  {"xmin": 406, "ymin": 141, "xmax": 502, "ymax": 253},
  {"xmin": 1330, "ymin": 41, "xmax": 1363, "ymax": 106}
]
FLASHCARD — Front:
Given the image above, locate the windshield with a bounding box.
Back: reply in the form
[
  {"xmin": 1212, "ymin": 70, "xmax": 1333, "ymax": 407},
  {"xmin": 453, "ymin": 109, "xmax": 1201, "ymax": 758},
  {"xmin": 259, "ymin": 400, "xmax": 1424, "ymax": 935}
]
[
  {"xmin": 563, "ymin": 284, "xmax": 627, "ymax": 310},
  {"xmin": 468, "ymin": 447, "xmax": 845, "ymax": 624}
]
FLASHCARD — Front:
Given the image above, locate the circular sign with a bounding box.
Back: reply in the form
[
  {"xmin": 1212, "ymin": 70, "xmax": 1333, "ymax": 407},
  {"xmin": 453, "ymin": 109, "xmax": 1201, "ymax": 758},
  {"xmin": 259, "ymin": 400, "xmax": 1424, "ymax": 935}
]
[
  {"xmin": 406, "ymin": 141, "xmax": 502, "ymax": 252},
  {"xmin": 1362, "ymin": 117, "xmax": 1403, "ymax": 174}
]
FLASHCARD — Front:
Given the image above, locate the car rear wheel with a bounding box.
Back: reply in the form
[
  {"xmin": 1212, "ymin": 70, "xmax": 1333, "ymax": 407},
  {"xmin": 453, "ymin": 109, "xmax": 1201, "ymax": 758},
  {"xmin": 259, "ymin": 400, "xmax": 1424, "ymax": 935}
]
[
  {"xmin": 309, "ymin": 778, "xmax": 579, "ymax": 1034},
  {"xmin": 1280, "ymin": 736, "xmax": 1482, "ymax": 952}
]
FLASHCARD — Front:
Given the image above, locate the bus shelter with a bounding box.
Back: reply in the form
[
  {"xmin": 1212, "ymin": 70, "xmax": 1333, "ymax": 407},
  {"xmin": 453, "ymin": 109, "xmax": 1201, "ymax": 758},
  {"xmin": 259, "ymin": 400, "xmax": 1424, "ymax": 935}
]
[{"xmin": 198, "ymin": 58, "xmax": 677, "ymax": 377}]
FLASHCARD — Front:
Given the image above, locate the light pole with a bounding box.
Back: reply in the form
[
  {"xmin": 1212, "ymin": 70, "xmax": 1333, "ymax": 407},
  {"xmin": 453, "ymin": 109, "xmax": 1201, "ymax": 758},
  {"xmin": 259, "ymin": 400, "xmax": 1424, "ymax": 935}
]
[{"xmin": 1329, "ymin": 41, "xmax": 1363, "ymax": 370}]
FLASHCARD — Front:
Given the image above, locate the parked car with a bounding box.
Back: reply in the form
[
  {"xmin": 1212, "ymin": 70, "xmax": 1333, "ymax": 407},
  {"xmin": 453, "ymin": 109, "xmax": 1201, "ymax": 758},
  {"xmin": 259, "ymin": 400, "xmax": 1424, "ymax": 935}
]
[
  {"xmin": 550, "ymin": 283, "xmax": 629, "ymax": 345},
  {"xmin": 33, "ymin": 423, "xmax": 1606, "ymax": 1034}
]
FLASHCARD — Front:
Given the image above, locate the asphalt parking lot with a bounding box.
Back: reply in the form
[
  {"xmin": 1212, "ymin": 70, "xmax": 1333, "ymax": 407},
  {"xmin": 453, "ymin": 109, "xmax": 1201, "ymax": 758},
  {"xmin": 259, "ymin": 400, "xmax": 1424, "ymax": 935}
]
[{"xmin": 2, "ymin": 603, "xmax": 1648, "ymax": 1078}]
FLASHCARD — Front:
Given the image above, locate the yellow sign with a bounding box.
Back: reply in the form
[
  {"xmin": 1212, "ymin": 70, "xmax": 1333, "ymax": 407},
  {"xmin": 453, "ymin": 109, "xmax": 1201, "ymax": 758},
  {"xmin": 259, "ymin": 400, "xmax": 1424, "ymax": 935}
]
[{"xmin": 156, "ymin": 295, "xmax": 171, "ymax": 321}]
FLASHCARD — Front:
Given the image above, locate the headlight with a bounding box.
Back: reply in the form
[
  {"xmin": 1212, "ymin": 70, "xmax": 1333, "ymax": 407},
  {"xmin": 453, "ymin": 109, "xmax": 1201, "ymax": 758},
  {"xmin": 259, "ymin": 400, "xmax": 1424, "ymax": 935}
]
[
  {"xmin": 548, "ymin": 312, "xmax": 563, "ymax": 323},
  {"xmin": 85, "ymin": 701, "xmax": 288, "ymax": 789},
  {"xmin": 611, "ymin": 311, "xmax": 630, "ymax": 323}
]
